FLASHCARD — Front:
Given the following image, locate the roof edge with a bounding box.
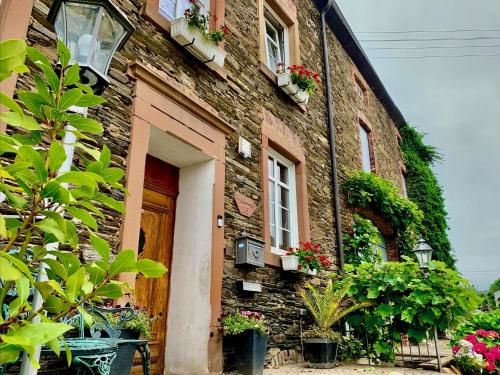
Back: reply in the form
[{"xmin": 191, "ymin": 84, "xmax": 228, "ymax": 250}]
[{"xmin": 314, "ymin": 0, "xmax": 407, "ymax": 128}]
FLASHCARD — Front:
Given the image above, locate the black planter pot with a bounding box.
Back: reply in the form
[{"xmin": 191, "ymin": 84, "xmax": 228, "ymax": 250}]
[
  {"xmin": 232, "ymin": 329, "xmax": 268, "ymax": 375},
  {"xmin": 303, "ymin": 338, "xmax": 339, "ymax": 369},
  {"xmin": 111, "ymin": 328, "xmax": 140, "ymax": 375}
]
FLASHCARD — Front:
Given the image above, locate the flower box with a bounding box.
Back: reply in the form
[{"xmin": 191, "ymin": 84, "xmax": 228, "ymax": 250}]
[
  {"xmin": 281, "ymin": 255, "xmax": 300, "ymax": 271},
  {"xmin": 281, "ymin": 255, "xmax": 318, "ymax": 275},
  {"xmin": 277, "ymin": 73, "xmax": 310, "ymax": 104},
  {"xmin": 170, "ymin": 17, "xmax": 226, "ymax": 71}
]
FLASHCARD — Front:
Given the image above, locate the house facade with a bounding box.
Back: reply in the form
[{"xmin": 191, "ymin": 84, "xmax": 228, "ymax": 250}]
[{"xmin": 0, "ymin": 0, "xmax": 408, "ymax": 374}]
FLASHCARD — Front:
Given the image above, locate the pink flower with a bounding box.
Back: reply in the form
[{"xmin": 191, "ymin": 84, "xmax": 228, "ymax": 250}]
[
  {"xmin": 465, "ymin": 334, "xmax": 478, "ymax": 344},
  {"xmin": 484, "ymin": 361, "xmax": 496, "ymax": 372},
  {"xmin": 473, "ymin": 341, "xmax": 487, "ymax": 354},
  {"xmin": 452, "ymin": 345, "xmax": 460, "ymax": 354}
]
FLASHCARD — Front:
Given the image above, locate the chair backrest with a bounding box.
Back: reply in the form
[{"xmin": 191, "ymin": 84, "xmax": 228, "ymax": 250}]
[{"xmin": 61, "ymin": 305, "xmax": 136, "ymax": 339}]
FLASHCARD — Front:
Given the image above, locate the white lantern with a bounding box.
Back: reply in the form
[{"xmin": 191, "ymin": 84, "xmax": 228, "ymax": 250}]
[
  {"xmin": 413, "ymin": 237, "xmax": 434, "ymax": 269},
  {"xmin": 48, "ymin": 0, "xmax": 134, "ymax": 93}
]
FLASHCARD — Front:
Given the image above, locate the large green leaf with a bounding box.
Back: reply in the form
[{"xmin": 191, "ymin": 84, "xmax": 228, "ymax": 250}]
[
  {"xmin": 0, "ymin": 92, "xmax": 22, "ymax": 114},
  {"xmin": 67, "ymin": 113, "xmax": 103, "ymax": 134},
  {"xmin": 95, "ymin": 281, "xmax": 124, "ymax": 299},
  {"xmin": 56, "ymin": 39, "xmax": 71, "ymax": 68},
  {"xmin": 59, "ymin": 88, "xmax": 82, "ymax": 110},
  {"xmin": 17, "ymin": 91, "xmax": 48, "ymax": 118},
  {"xmin": 36, "ymin": 218, "xmax": 65, "ymax": 243},
  {"xmin": 89, "ymin": 232, "xmax": 110, "ymax": 264},
  {"xmin": 26, "ymin": 46, "xmax": 51, "ymax": 67},
  {"xmin": 56, "ymin": 171, "xmax": 98, "ymax": 191},
  {"xmin": 49, "ymin": 141, "xmax": 67, "ymax": 172},
  {"xmin": 109, "ymin": 249, "xmax": 136, "ymax": 277},
  {"xmin": 0, "ymin": 39, "xmax": 27, "ymax": 80},
  {"xmin": 66, "ymin": 206, "xmax": 97, "ymax": 230},
  {"xmin": 135, "ymin": 259, "xmax": 168, "ymax": 278},
  {"xmin": 75, "ymin": 94, "xmax": 106, "ymax": 107},
  {"xmin": 64, "ymin": 63, "xmax": 80, "ymax": 87},
  {"xmin": 18, "ymin": 145, "xmax": 47, "ymax": 181},
  {"xmin": 44, "ymin": 258, "xmax": 68, "ymax": 281},
  {"xmin": 101, "ymin": 167, "xmax": 124, "ymax": 184},
  {"xmin": 94, "ymin": 193, "xmax": 125, "ymax": 214},
  {"xmin": 65, "ymin": 267, "xmax": 85, "ymax": 302},
  {"xmin": 0, "ymin": 257, "xmax": 22, "ymax": 280},
  {"xmin": 0, "ymin": 112, "xmax": 41, "ymax": 131},
  {"xmin": 0, "ymin": 342, "xmax": 22, "ymax": 364},
  {"xmin": 0, "ymin": 252, "xmax": 34, "ymax": 283}
]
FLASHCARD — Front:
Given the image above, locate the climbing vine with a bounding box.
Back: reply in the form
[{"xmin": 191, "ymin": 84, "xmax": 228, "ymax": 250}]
[
  {"xmin": 341, "ymin": 170, "xmax": 423, "ymax": 256},
  {"xmin": 399, "ymin": 124, "xmax": 455, "ymax": 267},
  {"xmin": 343, "ymin": 214, "xmax": 383, "ymax": 265}
]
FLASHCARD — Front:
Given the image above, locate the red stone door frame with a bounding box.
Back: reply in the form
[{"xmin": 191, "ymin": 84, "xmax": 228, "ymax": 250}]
[{"xmin": 121, "ymin": 62, "xmax": 234, "ymax": 373}]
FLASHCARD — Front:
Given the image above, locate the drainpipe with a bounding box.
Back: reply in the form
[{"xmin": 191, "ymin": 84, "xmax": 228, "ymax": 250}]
[{"xmin": 320, "ymin": 0, "xmax": 345, "ymax": 271}]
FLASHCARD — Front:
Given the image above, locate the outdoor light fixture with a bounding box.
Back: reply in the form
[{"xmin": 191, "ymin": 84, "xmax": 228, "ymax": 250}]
[
  {"xmin": 413, "ymin": 237, "xmax": 434, "ymax": 269},
  {"xmin": 47, "ymin": 0, "xmax": 134, "ymax": 94}
]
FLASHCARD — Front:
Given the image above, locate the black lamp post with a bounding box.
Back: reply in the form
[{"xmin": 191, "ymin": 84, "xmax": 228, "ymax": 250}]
[
  {"xmin": 413, "ymin": 236, "xmax": 442, "ymax": 372},
  {"xmin": 47, "ymin": 0, "xmax": 134, "ymax": 94}
]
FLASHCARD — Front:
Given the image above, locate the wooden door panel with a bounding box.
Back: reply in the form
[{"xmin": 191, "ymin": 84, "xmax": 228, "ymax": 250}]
[{"xmin": 135, "ymin": 187, "xmax": 176, "ymax": 375}]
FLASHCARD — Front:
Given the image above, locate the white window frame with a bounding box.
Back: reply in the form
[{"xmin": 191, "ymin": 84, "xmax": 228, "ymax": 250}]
[
  {"xmin": 354, "ymin": 79, "xmax": 365, "ymax": 100},
  {"xmin": 401, "ymin": 172, "xmax": 408, "ymax": 197},
  {"xmin": 268, "ymin": 149, "xmax": 298, "ymax": 255},
  {"xmin": 264, "ymin": 4, "xmax": 289, "ymax": 71},
  {"xmin": 159, "ymin": 0, "xmax": 209, "ymax": 20},
  {"xmin": 359, "ymin": 123, "xmax": 372, "ymax": 172}
]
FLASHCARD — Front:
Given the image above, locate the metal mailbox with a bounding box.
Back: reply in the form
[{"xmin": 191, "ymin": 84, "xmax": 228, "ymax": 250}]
[{"xmin": 235, "ymin": 236, "xmax": 265, "ymax": 268}]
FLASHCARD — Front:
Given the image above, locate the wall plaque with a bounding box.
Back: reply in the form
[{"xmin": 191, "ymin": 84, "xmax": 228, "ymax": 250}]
[{"xmin": 234, "ymin": 192, "xmax": 256, "ymax": 217}]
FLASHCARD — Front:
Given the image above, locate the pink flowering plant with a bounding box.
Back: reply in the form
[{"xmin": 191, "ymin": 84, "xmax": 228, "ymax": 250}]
[
  {"xmin": 183, "ymin": 0, "xmax": 229, "ymax": 44},
  {"xmin": 452, "ymin": 330, "xmax": 500, "ymax": 373},
  {"xmin": 221, "ymin": 310, "xmax": 267, "ymax": 336},
  {"xmin": 286, "ymin": 242, "xmax": 331, "ymax": 273}
]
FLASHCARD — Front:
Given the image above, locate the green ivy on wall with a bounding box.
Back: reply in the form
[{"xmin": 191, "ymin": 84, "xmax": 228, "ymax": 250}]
[
  {"xmin": 399, "ymin": 125, "xmax": 455, "ymax": 267},
  {"xmin": 341, "ymin": 170, "xmax": 423, "ymax": 256},
  {"xmin": 343, "ymin": 214, "xmax": 383, "ymax": 266}
]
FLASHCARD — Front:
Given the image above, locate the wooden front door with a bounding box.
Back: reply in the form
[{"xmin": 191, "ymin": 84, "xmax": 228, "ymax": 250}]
[{"xmin": 135, "ymin": 156, "xmax": 179, "ymax": 375}]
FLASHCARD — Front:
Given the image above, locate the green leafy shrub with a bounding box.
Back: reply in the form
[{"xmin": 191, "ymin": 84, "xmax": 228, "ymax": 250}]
[
  {"xmin": 399, "ymin": 124, "xmax": 455, "ymax": 267},
  {"xmin": 339, "ymin": 260, "xmax": 480, "ymax": 360},
  {"xmin": 300, "ymin": 279, "xmax": 373, "ymax": 341},
  {"xmin": 341, "ymin": 170, "xmax": 423, "ymax": 257},
  {"xmin": 451, "ymin": 310, "xmax": 500, "ymax": 344},
  {"xmin": 343, "ymin": 214, "xmax": 383, "ymax": 265},
  {"xmin": 222, "ymin": 310, "xmax": 267, "ymax": 336},
  {"xmin": 0, "ymin": 40, "xmax": 166, "ymax": 368}
]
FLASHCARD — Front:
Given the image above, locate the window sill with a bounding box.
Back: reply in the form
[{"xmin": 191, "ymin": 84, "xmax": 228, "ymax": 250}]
[
  {"xmin": 264, "ymin": 250, "xmax": 282, "ymax": 267},
  {"xmin": 258, "ymin": 62, "xmax": 307, "ymax": 113}
]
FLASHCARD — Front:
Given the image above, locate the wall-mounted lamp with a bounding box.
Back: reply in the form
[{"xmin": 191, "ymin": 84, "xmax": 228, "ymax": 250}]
[{"xmin": 47, "ymin": 0, "xmax": 135, "ymax": 94}]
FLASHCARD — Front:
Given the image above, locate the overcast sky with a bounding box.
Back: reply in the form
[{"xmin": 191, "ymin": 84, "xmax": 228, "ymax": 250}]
[{"xmin": 335, "ymin": 0, "xmax": 500, "ymax": 291}]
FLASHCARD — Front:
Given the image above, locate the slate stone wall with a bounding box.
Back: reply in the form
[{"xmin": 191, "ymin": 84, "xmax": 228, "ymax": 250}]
[{"xmin": 17, "ymin": 0, "xmax": 405, "ymax": 368}]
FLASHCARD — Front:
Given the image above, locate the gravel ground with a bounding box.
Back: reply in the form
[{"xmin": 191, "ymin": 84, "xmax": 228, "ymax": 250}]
[{"xmin": 263, "ymin": 363, "xmax": 438, "ymax": 375}]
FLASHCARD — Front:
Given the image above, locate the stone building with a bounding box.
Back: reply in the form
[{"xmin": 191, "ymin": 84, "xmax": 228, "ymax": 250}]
[{"xmin": 0, "ymin": 0, "xmax": 408, "ymax": 374}]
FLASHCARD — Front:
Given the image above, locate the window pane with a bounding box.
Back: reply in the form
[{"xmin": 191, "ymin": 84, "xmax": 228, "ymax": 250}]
[
  {"xmin": 64, "ymin": 4, "xmax": 100, "ymax": 64},
  {"xmin": 280, "ymin": 207, "xmax": 289, "ymax": 230},
  {"xmin": 359, "ymin": 125, "xmax": 372, "ymax": 172},
  {"xmin": 93, "ymin": 10, "xmax": 126, "ymax": 73},
  {"xmin": 278, "ymin": 185, "xmax": 289, "ymax": 208},
  {"xmin": 269, "ymin": 180, "xmax": 275, "ymax": 202},
  {"xmin": 279, "ymin": 229, "xmax": 290, "ymax": 250},
  {"xmin": 269, "ymin": 198, "xmax": 275, "ymax": 225},
  {"xmin": 277, "ymin": 162, "xmax": 288, "ymax": 184},
  {"xmin": 159, "ymin": 0, "xmax": 176, "ymax": 19},
  {"xmin": 268, "ymin": 157, "xmax": 274, "ymax": 178},
  {"xmin": 376, "ymin": 233, "xmax": 388, "ymax": 262},
  {"xmin": 265, "ymin": 22, "xmax": 277, "ymax": 41},
  {"xmin": 270, "ymin": 224, "xmax": 276, "ymax": 247}
]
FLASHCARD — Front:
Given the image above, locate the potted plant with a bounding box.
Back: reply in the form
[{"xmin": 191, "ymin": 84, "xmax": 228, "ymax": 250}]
[
  {"xmin": 276, "ymin": 63, "xmax": 321, "ymax": 104},
  {"xmin": 281, "ymin": 242, "xmax": 331, "ymax": 275},
  {"xmin": 110, "ymin": 307, "xmax": 152, "ymax": 375},
  {"xmin": 300, "ymin": 280, "xmax": 374, "ymax": 368},
  {"xmin": 222, "ymin": 310, "xmax": 268, "ymax": 375},
  {"xmin": 170, "ymin": 0, "xmax": 229, "ymax": 70}
]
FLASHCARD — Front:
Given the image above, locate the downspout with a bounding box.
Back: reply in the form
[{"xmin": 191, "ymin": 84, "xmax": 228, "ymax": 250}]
[{"xmin": 320, "ymin": 0, "xmax": 345, "ymax": 271}]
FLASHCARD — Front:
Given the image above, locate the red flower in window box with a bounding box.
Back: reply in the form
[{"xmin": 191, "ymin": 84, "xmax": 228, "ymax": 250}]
[{"xmin": 286, "ymin": 242, "xmax": 330, "ymax": 273}]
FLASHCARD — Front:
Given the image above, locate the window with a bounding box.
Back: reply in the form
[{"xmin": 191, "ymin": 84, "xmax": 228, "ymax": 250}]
[
  {"xmin": 264, "ymin": 6, "xmax": 288, "ymax": 71},
  {"xmin": 268, "ymin": 149, "xmax": 298, "ymax": 254},
  {"xmin": 355, "ymin": 79, "xmax": 365, "ymax": 100},
  {"xmin": 401, "ymin": 172, "xmax": 408, "ymax": 197},
  {"xmin": 375, "ymin": 233, "xmax": 388, "ymax": 262},
  {"xmin": 158, "ymin": 0, "xmax": 207, "ymax": 20},
  {"xmin": 359, "ymin": 123, "xmax": 372, "ymax": 172}
]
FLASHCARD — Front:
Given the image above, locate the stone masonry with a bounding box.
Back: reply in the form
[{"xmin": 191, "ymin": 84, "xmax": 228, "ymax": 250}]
[{"xmin": 16, "ymin": 0, "xmax": 406, "ymax": 369}]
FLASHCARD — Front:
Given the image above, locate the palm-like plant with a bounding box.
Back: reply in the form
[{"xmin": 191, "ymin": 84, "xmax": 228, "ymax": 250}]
[{"xmin": 300, "ymin": 279, "xmax": 374, "ymax": 340}]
